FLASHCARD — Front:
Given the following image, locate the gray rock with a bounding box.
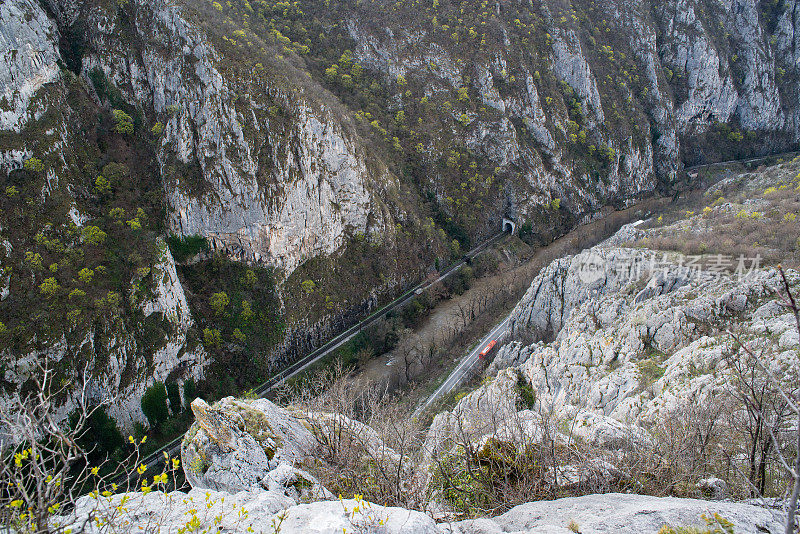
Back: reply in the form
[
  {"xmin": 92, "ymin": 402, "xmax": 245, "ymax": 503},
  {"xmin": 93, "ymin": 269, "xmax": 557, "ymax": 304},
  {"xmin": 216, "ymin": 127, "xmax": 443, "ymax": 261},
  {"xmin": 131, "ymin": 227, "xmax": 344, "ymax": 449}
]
[
  {"xmin": 448, "ymin": 493, "xmax": 785, "ymax": 534},
  {"xmin": 55, "ymin": 490, "xmax": 440, "ymax": 534},
  {"xmin": 0, "ymin": 0, "xmax": 60, "ymax": 133},
  {"xmin": 181, "ymin": 397, "xmax": 317, "ymax": 492}
]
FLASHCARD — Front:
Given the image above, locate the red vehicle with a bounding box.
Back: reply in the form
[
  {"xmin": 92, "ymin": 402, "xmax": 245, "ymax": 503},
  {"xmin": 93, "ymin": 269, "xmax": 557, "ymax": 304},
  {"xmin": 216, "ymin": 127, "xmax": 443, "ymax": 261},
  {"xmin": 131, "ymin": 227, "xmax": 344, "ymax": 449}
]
[{"xmin": 478, "ymin": 340, "xmax": 497, "ymax": 359}]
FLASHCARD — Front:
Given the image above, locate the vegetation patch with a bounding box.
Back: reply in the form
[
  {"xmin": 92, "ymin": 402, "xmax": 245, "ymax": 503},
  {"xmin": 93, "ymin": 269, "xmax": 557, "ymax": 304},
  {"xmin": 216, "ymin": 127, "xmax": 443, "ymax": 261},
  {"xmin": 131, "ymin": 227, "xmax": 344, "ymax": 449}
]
[{"xmin": 167, "ymin": 234, "xmax": 209, "ymax": 263}]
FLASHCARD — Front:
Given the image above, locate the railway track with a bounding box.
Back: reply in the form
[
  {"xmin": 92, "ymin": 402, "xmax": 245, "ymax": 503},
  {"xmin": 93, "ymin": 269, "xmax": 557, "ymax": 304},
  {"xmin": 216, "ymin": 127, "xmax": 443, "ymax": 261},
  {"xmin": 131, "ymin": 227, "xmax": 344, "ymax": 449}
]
[{"xmin": 111, "ymin": 231, "xmax": 507, "ymax": 486}]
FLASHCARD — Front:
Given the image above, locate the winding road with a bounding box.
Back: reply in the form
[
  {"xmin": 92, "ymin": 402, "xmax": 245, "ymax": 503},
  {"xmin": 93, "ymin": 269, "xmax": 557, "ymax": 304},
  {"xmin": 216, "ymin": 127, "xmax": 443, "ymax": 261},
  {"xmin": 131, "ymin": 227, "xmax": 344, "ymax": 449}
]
[{"xmin": 412, "ymin": 314, "xmax": 512, "ymax": 418}]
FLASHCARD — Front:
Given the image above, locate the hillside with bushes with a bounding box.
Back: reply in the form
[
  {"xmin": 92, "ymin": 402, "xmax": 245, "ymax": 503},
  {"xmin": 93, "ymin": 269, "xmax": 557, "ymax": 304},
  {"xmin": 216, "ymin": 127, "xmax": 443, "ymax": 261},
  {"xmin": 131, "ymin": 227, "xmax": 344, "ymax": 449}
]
[
  {"xmin": 3, "ymin": 0, "xmax": 800, "ymax": 527},
  {"xmin": 2, "ymin": 0, "xmax": 800, "ymax": 490}
]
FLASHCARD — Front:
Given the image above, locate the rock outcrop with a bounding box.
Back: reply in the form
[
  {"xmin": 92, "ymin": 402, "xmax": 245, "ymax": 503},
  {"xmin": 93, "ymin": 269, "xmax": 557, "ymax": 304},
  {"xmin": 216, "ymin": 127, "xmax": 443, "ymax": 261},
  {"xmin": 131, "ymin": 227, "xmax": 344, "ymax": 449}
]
[
  {"xmin": 59, "ymin": 393, "xmax": 790, "ymax": 534},
  {"xmin": 180, "ymin": 395, "xmax": 403, "ymax": 498},
  {"xmin": 57, "ymin": 490, "xmax": 442, "ymax": 534},
  {"xmin": 493, "ymin": 224, "xmax": 799, "ymax": 430},
  {"xmin": 56, "ymin": 475, "xmax": 786, "ymax": 533},
  {"xmin": 446, "ymin": 493, "xmax": 785, "ymax": 534},
  {"xmin": 181, "ymin": 396, "xmax": 319, "ymax": 493},
  {"xmin": 0, "ymin": 0, "xmax": 60, "ymax": 133}
]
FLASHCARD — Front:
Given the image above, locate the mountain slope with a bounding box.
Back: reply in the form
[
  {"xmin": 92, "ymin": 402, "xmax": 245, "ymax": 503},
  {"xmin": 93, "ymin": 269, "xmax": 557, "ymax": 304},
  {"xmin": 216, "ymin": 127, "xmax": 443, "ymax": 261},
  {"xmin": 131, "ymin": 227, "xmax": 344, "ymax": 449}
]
[{"xmin": 2, "ymin": 0, "xmax": 800, "ymax": 428}]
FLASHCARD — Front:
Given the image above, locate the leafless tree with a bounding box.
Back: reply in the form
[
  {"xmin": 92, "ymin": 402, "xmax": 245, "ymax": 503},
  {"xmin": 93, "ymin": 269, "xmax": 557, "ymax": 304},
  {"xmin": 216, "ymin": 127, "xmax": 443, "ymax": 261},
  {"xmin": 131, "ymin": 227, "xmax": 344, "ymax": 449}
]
[
  {"xmin": 396, "ymin": 332, "xmax": 419, "ymax": 385},
  {"xmin": 0, "ymin": 365, "xmax": 169, "ymax": 533},
  {"xmin": 293, "ymin": 361, "xmax": 425, "ymax": 509},
  {"xmin": 725, "ymin": 268, "xmax": 800, "ymax": 532}
]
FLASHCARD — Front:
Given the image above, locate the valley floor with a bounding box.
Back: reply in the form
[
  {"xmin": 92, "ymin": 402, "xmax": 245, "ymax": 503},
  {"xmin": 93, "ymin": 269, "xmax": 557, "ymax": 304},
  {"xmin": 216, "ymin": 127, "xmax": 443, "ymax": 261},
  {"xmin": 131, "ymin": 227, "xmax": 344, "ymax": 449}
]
[{"xmin": 356, "ymin": 195, "xmax": 670, "ymax": 418}]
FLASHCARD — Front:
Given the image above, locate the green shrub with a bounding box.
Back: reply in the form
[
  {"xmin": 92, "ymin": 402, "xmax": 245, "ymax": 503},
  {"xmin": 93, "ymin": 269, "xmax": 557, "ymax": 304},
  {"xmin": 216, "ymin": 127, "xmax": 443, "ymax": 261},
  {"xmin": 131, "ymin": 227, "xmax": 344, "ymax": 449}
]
[
  {"xmin": 95, "ymin": 175, "xmax": 112, "ymax": 193},
  {"xmin": 112, "ymin": 109, "xmax": 134, "ymax": 135},
  {"xmin": 39, "ymin": 277, "xmax": 60, "ymax": 298},
  {"xmin": 23, "ymin": 157, "xmax": 44, "ymax": 173},
  {"xmin": 78, "ymin": 267, "xmax": 94, "ymax": 283},
  {"xmin": 203, "ymin": 327, "xmax": 222, "ymax": 348},
  {"xmin": 209, "ymin": 292, "xmax": 230, "ymax": 315},
  {"xmin": 301, "ymin": 279, "xmax": 316, "ymax": 294},
  {"xmin": 141, "ymin": 382, "xmax": 169, "ymax": 430},
  {"xmin": 81, "ymin": 226, "xmax": 107, "ymax": 246},
  {"xmin": 167, "ymin": 234, "xmax": 209, "ymax": 262},
  {"xmin": 166, "ymin": 382, "xmax": 181, "ymax": 415}
]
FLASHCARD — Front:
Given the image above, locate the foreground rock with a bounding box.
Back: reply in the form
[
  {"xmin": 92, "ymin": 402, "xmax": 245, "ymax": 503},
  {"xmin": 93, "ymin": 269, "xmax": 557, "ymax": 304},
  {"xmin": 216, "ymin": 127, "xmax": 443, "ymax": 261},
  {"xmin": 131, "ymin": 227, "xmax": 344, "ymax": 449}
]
[
  {"xmin": 181, "ymin": 397, "xmax": 320, "ymax": 493},
  {"xmin": 181, "ymin": 395, "xmax": 402, "ymax": 498},
  {"xmin": 55, "ymin": 490, "xmax": 784, "ymax": 533},
  {"xmin": 446, "ymin": 493, "xmax": 785, "ymax": 534},
  {"xmin": 56, "ymin": 490, "xmax": 440, "ymax": 534}
]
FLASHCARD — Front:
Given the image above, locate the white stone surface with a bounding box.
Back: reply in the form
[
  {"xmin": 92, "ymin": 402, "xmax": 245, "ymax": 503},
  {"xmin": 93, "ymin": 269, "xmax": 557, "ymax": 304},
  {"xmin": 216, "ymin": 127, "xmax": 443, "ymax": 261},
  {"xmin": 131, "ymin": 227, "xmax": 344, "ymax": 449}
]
[{"xmin": 447, "ymin": 493, "xmax": 785, "ymax": 534}]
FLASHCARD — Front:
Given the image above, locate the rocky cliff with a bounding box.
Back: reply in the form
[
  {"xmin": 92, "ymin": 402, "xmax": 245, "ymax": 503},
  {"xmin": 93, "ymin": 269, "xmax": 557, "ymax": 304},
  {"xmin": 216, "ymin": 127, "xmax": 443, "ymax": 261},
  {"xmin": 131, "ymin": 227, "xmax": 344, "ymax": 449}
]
[
  {"xmin": 3, "ymin": 0, "xmax": 800, "ymax": 428},
  {"xmin": 8, "ymin": 0, "xmax": 800, "ymax": 269},
  {"xmin": 52, "ymin": 164, "xmax": 800, "ymax": 532},
  {"xmin": 53, "ymin": 394, "xmax": 788, "ymax": 533}
]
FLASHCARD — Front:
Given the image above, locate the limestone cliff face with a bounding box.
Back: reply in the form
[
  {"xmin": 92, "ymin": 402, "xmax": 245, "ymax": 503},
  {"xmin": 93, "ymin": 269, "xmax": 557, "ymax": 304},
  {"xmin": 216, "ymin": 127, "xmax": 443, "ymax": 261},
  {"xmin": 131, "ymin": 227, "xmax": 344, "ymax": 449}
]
[
  {"xmin": 47, "ymin": 0, "xmax": 394, "ymax": 274},
  {"xmin": 0, "ymin": 0, "xmax": 60, "ymax": 134},
  {"xmin": 345, "ymin": 13, "xmax": 658, "ymax": 223},
  {"xmin": 342, "ymin": 0, "xmax": 800, "ymax": 208},
  {"xmin": 0, "ymin": 0, "xmax": 397, "ymax": 427},
  {"xmin": 0, "ymin": 239, "xmax": 206, "ymax": 431},
  {"xmin": 7, "ymin": 0, "xmax": 800, "ymax": 274},
  {"xmin": 3, "ymin": 0, "xmax": 800, "ymax": 430},
  {"xmin": 492, "ymin": 221, "xmax": 799, "ymax": 435}
]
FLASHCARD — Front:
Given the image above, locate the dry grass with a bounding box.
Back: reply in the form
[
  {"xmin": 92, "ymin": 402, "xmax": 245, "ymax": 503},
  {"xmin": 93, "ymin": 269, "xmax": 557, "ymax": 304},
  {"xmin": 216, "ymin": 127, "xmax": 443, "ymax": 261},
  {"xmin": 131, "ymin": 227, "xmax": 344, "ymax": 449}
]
[{"xmin": 634, "ymin": 158, "xmax": 800, "ymax": 269}]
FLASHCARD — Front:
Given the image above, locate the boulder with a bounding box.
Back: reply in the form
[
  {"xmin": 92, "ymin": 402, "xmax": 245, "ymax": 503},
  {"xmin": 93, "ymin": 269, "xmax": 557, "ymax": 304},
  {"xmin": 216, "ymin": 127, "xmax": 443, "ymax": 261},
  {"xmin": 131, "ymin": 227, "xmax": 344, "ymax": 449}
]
[
  {"xmin": 446, "ymin": 493, "xmax": 785, "ymax": 534},
  {"xmin": 181, "ymin": 397, "xmax": 317, "ymax": 492},
  {"xmin": 54, "ymin": 490, "xmax": 440, "ymax": 534}
]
